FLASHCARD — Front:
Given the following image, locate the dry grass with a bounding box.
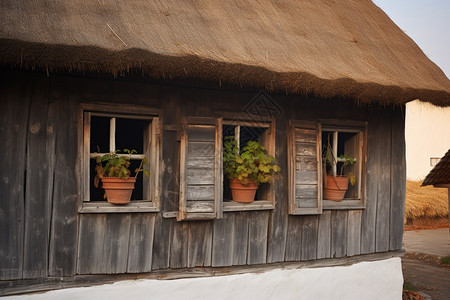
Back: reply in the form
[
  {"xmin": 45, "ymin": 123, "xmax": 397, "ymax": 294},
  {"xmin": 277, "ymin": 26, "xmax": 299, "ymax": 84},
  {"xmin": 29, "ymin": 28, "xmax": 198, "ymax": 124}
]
[{"xmin": 405, "ymin": 180, "xmax": 448, "ymax": 223}]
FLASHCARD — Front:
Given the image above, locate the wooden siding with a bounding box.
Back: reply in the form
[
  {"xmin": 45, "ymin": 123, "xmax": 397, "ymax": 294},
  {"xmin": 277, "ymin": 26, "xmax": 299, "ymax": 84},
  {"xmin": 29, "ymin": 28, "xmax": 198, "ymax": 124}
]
[{"xmin": 0, "ymin": 71, "xmax": 405, "ymax": 284}]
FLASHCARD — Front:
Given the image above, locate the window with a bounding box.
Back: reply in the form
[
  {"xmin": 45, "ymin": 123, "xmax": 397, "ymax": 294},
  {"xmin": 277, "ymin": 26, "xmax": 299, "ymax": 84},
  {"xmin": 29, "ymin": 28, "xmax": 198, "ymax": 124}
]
[
  {"xmin": 80, "ymin": 103, "xmax": 161, "ymax": 213},
  {"xmin": 178, "ymin": 116, "xmax": 276, "ymax": 221},
  {"xmin": 222, "ymin": 120, "xmax": 276, "ymax": 210},
  {"xmin": 321, "ymin": 122, "xmax": 365, "ymax": 208},
  {"xmin": 430, "ymin": 157, "xmax": 440, "ymax": 166},
  {"xmin": 288, "ymin": 120, "xmax": 366, "ymax": 215}
]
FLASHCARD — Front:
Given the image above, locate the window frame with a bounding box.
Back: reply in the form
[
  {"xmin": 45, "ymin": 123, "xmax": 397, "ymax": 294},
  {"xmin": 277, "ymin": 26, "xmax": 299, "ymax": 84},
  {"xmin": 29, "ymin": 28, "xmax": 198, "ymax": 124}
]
[
  {"xmin": 177, "ymin": 115, "xmax": 277, "ymax": 221},
  {"xmin": 320, "ymin": 119, "xmax": 367, "ymax": 210},
  {"xmin": 222, "ymin": 118, "xmax": 277, "ymax": 212},
  {"xmin": 79, "ymin": 103, "xmax": 161, "ymax": 214},
  {"xmin": 288, "ymin": 119, "xmax": 367, "ymax": 215}
]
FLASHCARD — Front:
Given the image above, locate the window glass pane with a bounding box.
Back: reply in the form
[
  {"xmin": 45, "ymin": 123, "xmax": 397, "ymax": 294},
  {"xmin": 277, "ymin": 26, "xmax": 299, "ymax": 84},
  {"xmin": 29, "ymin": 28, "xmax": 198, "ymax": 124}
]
[
  {"xmin": 90, "ymin": 116, "xmax": 110, "ymax": 153},
  {"xmin": 115, "ymin": 118, "xmax": 150, "ymax": 153},
  {"xmin": 239, "ymin": 126, "xmax": 265, "ymax": 149},
  {"xmin": 322, "ymin": 129, "xmax": 361, "ymax": 200}
]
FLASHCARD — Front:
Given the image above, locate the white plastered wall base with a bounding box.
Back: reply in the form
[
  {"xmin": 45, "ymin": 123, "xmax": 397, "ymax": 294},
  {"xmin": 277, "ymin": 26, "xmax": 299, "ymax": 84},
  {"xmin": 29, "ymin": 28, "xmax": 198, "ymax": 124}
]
[{"xmin": 5, "ymin": 257, "xmax": 403, "ymax": 300}]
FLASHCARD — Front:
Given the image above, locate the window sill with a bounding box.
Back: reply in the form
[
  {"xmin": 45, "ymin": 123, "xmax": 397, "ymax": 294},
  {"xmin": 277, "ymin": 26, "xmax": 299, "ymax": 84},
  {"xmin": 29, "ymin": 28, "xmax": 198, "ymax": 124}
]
[
  {"xmin": 322, "ymin": 199, "xmax": 365, "ymax": 210},
  {"xmin": 223, "ymin": 200, "xmax": 274, "ymax": 212},
  {"xmin": 79, "ymin": 201, "xmax": 159, "ymax": 213}
]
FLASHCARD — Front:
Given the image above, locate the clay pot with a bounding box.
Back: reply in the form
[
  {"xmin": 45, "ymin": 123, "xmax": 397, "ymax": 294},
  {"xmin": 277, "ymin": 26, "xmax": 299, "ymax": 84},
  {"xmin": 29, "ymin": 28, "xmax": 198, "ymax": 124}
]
[
  {"xmin": 101, "ymin": 177, "xmax": 136, "ymax": 204},
  {"xmin": 323, "ymin": 175, "xmax": 349, "ymax": 202},
  {"xmin": 229, "ymin": 179, "xmax": 258, "ymax": 203}
]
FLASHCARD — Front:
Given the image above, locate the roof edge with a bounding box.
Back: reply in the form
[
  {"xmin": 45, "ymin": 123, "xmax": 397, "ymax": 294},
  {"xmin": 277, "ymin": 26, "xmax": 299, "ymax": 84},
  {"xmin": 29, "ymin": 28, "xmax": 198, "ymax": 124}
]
[{"xmin": 2, "ymin": 39, "xmax": 450, "ymax": 106}]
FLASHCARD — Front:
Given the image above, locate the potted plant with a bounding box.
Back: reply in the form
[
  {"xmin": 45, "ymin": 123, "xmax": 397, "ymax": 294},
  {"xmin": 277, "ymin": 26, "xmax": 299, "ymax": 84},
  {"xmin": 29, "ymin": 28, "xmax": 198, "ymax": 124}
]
[
  {"xmin": 322, "ymin": 137, "xmax": 356, "ymax": 201},
  {"xmin": 94, "ymin": 149, "xmax": 149, "ymax": 204},
  {"xmin": 223, "ymin": 136, "xmax": 281, "ymax": 203}
]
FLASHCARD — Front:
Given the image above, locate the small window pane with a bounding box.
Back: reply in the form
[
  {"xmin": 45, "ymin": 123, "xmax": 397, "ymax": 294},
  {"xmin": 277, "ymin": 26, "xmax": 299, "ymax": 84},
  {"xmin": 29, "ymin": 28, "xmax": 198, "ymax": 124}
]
[
  {"xmin": 90, "ymin": 116, "xmax": 110, "ymax": 153},
  {"xmin": 116, "ymin": 118, "xmax": 150, "ymax": 153}
]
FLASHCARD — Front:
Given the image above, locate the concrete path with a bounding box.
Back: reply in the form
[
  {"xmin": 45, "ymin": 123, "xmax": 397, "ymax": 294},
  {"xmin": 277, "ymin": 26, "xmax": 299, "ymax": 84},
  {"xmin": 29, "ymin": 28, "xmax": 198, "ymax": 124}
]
[
  {"xmin": 402, "ymin": 229, "xmax": 450, "ymax": 300},
  {"xmin": 403, "ymin": 228, "xmax": 450, "ymax": 257}
]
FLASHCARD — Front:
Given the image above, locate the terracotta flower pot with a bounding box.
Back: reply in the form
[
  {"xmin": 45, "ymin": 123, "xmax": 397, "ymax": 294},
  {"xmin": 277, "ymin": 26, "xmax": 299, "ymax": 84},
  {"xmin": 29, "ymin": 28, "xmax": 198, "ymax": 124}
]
[
  {"xmin": 229, "ymin": 179, "xmax": 258, "ymax": 203},
  {"xmin": 323, "ymin": 175, "xmax": 349, "ymax": 202},
  {"xmin": 101, "ymin": 177, "xmax": 136, "ymax": 204}
]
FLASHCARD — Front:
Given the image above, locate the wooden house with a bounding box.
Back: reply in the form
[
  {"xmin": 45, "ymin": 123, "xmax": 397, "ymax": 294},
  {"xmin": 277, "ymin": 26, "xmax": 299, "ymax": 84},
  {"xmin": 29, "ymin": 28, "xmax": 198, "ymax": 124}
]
[{"xmin": 1, "ymin": 1, "xmax": 450, "ymax": 298}]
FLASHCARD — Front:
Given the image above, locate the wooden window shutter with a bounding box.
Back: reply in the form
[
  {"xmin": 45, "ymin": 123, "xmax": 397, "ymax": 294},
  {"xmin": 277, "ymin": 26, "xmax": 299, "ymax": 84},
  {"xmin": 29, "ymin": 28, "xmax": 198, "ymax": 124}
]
[
  {"xmin": 178, "ymin": 117, "xmax": 223, "ymax": 220},
  {"xmin": 288, "ymin": 120, "xmax": 322, "ymax": 215}
]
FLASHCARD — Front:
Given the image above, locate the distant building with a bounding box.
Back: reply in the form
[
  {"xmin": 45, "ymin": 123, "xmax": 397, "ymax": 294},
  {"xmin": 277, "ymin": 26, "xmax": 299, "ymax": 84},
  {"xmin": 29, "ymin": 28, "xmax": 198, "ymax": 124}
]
[{"xmin": 406, "ymin": 100, "xmax": 450, "ymax": 180}]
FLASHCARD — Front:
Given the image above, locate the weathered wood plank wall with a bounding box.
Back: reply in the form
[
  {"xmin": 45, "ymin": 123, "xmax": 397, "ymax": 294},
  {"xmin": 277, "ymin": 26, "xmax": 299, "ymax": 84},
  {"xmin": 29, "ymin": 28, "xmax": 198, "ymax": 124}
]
[
  {"xmin": 0, "ymin": 73, "xmax": 31, "ymax": 280},
  {"xmin": 0, "ymin": 71, "xmax": 406, "ymax": 281}
]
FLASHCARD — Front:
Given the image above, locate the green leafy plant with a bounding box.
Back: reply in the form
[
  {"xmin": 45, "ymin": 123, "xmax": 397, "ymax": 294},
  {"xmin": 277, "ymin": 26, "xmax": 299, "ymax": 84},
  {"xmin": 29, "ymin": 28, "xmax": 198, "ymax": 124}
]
[
  {"xmin": 323, "ymin": 135, "xmax": 356, "ymax": 186},
  {"xmin": 440, "ymin": 256, "xmax": 450, "ymax": 265},
  {"xmin": 223, "ymin": 136, "xmax": 281, "ymax": 185},
  {"xmin": 94, "ymin": 148, "xmax": 149, "ymax": 188}
]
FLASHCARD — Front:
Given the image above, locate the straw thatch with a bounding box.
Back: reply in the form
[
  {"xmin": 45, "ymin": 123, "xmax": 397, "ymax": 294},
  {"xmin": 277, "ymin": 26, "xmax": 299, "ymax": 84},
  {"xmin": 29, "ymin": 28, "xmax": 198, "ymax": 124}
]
[
  {"xmin": 1, "ymin": 1, "xmax": 449, "ymax": 106},
  {"xmin": 422, "ymin": 149, "xmax": 450, "ymax": 187}
]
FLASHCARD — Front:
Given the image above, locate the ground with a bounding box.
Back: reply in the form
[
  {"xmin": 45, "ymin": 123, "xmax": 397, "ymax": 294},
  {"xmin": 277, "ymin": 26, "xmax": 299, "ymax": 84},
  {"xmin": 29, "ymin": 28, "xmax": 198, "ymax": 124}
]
[{"xmin": 402, "ymin": 256, "xmax": 450, "ymax": 300}]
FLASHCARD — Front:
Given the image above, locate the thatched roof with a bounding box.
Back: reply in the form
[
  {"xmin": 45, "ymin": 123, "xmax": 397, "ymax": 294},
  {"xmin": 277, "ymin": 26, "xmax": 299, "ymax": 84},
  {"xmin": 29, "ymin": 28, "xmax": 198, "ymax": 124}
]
[
  {"xmin": 422, "ymin": 149, "xmax": 450, "ymax": 187},
  {"xmin": 1, "ymin": 1, "xmax": 449, "ymax": 106}
]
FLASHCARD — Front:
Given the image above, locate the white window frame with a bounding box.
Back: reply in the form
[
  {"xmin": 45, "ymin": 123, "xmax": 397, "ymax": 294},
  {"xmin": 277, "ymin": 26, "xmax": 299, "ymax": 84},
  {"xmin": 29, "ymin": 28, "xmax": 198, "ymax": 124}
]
[{"xmin": 79, "ymin": 103, "xmax": 161, "ymax": 213}]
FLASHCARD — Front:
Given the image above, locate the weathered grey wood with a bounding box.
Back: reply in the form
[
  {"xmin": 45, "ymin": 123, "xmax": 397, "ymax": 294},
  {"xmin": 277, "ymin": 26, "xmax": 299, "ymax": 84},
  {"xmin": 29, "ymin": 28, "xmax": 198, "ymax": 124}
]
[
  {"xmin": 101, "ymin": 214, "xmax": 132, "ymax": 274},
  {"xmin": 267, "ymin": 115, "xmax": 293, "ymax": 263},
  {"xmin": 233, "ymin": 212, "xmax": 249, "ymax": 265},
  {"xmin": 78, "ymin": 214, "xmax": 131, "ymax": 274},
  {"xmin": 295, "ymin": 170, "xmax": 318, "ymax": 185},
  {"xmin": 77, "ymin": 214, "xmax": 107, "ymax": 274},
  {"xmin": 295, "ymin": 142, "xmax": 316, "ymax": 156},
  {"xmin": 0, "ymin": 75, "xmax": 30, "ymax": 280},
  {"xmin": 361, "ymin": 110, "xmax": 381, "ymax": 254},
  {"xmin": 186, "ymin": 200, "xmax": 215, "ymax": 211},
  {"xmin": 186, "ymin": 169, "xmax": 215, "ymax": 185},
  {"xmin": 152, "ymin": 114, "xmax": 179, "ymax": 270},
  {"xmin": 376, "ymin": 110, "xmax": 391, "ymax": 252},
  {"xmin": 247, "ymin": 211, "xmax": 269, "ymax": 265},
  {"xmin": 127, "ymin": 214, "xmax": 156, "ymax": 273},
  {"xmin": 187, "ymin": 142, "xmax": 214, "ymax": 159},
  {"xmin": 223, "ymin": 201, "xmax": 274, "ymax": 211},
  {"xmin": 390, "ymin": 107, "xmax": 406, "ymax": 251},
  {"xmin": 317, "ymin": 210, "xmax": 332, "ymax": 259},
  {"xmin": 289, "ymin": 120, "xmax": 321, "ymax": 215},
  {"xmin": 295, "ymin": 185, "xmax": 317, "ymax": 201},
  {"xmin": 295, "ymin": 156, "xmax": 317, "ymax": 171},
  {"xmin": 48, "ymin": 94, "xmax": 79, "ymax": 277},
  {"xmin": 79, "ymin": 201, "xmax": 158, "ymax": 213},
  {"xmin": 23, "ymin": 83, "xmax": 53, "ymax": 279},
  {"xmin": 187, "ymin": 221, "xmax": 213, "ymax": 267},
  {"xmin": 179, "ymin": 118, "xmax": 220, "ymax": 220},
  {"xmin": 212, "ymin": 213, "xmax": 234, "ymax": 267},
  {"xmin": 331, "ymin": 210, "xmax": 347, "ymax": 258},
  {"xmin": 301, "ymin": 216, "xmax": 318, "ymax": 261},
  {"xmin": 169, "ymin": 222, "xmax": 188, "ymax": 268},
  {"xmin": 285, "ymin": 216, "xmax": 303, "ymax": 261},
  {"xmin": 294, "ymin": 128, "xmax": 316, "ymax": 142},
  {"xmin": 346, "ymin": 210, "xmax": 362, "ymax": 257}
]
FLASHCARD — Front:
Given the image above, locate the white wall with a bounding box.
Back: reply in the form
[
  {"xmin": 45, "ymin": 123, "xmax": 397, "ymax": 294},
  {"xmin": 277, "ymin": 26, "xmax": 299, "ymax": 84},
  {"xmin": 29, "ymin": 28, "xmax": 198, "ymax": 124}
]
[
  {"xmin": 5, "ymin": 258, "xmax": 403, "ymax": 300},
  {"xmin": 406, "ymin": 100, "xmax": 450, "ymax": 180}
]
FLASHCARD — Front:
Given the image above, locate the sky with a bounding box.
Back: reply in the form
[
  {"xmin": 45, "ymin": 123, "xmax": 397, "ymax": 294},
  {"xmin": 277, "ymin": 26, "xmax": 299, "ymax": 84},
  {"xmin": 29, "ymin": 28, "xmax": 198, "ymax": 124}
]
[
  {"xmin": 372, "ymin": 1, "xmax": 450, "ymax": 180},
  {"xmin": 373, "ymin": 0, "xmax": 450, "ymax": 77}
]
